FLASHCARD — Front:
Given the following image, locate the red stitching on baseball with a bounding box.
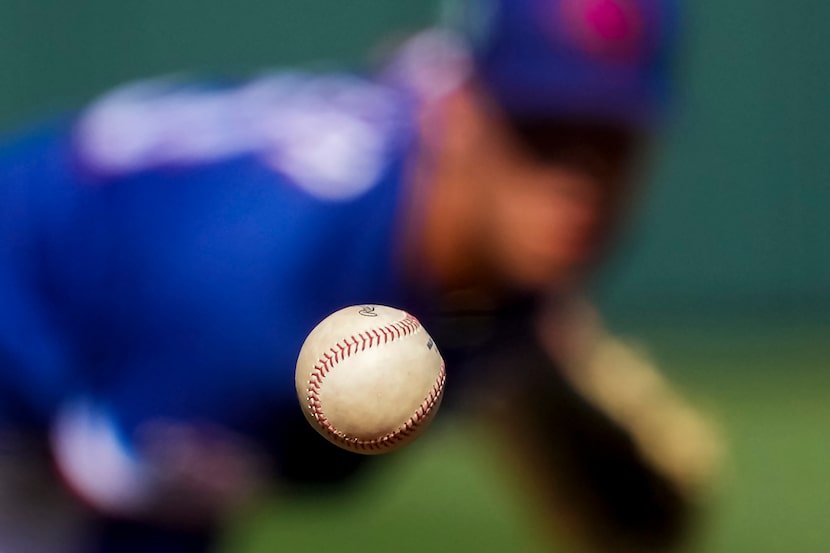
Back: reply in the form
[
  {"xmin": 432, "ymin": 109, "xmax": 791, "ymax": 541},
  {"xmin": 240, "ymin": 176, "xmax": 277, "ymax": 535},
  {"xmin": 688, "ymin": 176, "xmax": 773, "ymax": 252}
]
[{"xmin": 305, "ymin": 313, "xmax": 445, "ymax": 452}]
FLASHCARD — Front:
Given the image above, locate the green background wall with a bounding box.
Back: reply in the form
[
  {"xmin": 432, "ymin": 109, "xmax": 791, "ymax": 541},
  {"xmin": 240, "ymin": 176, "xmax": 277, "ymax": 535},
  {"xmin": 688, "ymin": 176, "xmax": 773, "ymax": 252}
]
[
  {"xmin": 597, "ymin": 0, "xmax": 830, "ymax": 324},
  {"xmin": 1, "ymin": 1, "xmax": 827, "ymax": 323}
]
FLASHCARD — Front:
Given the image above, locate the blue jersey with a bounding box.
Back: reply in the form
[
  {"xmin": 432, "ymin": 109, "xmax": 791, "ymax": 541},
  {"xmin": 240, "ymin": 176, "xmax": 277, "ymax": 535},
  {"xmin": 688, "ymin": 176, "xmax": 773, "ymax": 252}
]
[{"xmin": 0, "ymin": 73, "xmax": 421, "ymax": 444}]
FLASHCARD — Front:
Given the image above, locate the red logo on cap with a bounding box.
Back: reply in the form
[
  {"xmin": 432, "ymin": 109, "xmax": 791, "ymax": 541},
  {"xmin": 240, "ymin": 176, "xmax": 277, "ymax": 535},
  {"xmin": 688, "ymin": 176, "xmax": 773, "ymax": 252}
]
[{"xmin": 557, "ymin": 0, "xmax": 647, "ymax": 61}]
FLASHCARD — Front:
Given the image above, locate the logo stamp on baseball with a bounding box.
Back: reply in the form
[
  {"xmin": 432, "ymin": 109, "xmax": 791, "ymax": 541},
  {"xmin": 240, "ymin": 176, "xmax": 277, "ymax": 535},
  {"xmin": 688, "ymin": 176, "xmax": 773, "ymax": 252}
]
[{"xmin": 295, "ymin": 304, "xmax": 446, "ymax": 454}]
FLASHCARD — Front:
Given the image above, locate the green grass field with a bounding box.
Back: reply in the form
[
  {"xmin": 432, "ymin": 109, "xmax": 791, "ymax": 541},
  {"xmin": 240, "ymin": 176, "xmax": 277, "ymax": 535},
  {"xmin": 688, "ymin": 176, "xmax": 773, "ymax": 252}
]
[{"xmin": 222, "ymin": 319, "xmax": 830, "ymax": 553}]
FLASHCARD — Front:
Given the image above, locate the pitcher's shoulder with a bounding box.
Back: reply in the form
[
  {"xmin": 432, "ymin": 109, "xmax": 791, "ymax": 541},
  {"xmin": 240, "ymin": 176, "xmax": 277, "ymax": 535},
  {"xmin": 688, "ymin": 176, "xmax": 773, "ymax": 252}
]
[{"xmin": 73, "ymin": 71, "xmax": 417, "ymax": 201}]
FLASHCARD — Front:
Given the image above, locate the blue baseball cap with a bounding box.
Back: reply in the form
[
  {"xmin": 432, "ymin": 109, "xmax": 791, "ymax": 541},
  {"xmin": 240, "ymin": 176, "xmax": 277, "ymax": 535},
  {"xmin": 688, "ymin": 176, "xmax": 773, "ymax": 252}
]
[{"xmin": 451, "ymin": 0, "xmax": 680, "ymax": 127}]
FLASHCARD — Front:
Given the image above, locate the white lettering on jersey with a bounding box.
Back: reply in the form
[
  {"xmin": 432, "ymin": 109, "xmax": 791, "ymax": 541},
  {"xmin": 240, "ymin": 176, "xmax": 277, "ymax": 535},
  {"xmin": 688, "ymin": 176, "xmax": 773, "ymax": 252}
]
[{"xmin": 76, "ymin": 73, "xmax": 411, "ymax": 201}]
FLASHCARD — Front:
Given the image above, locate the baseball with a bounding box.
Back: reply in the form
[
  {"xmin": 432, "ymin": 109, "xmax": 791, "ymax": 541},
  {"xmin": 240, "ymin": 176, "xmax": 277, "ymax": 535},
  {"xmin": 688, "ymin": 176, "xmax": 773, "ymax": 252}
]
[{"xmin": 295, "ymin": 304, "xmax": 446, "ymax": 454}]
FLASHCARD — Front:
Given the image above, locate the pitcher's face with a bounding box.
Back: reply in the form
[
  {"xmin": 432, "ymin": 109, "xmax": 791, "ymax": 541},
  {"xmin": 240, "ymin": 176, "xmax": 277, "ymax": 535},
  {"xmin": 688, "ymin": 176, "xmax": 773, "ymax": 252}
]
[{"xmin": 472, "ymin": 118, "xmax": 640, "ymax": 291}]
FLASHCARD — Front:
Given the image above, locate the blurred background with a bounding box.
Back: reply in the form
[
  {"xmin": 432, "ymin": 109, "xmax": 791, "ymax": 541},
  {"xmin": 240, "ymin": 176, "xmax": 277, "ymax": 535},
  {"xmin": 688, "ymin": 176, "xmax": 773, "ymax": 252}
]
[{"xmin": 0, "ymin": 1, "xmax": 826, "ymax": 552}]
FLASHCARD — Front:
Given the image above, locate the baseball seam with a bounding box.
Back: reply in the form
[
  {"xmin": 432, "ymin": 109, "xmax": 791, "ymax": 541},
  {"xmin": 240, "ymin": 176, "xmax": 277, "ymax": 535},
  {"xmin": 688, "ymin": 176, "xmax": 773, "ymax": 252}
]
[{"xmin": 305, "ymin": 313, "xmax": 446, "ymax": 452}]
